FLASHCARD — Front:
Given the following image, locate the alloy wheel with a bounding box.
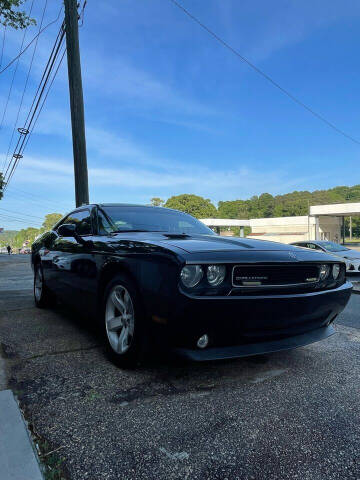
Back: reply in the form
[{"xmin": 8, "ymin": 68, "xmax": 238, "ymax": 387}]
[
  {"xmin": 34, "ymin": 266, "xmax": 43, "ymax": 302},
  {"xmin": 105, "ymin": 285, "xmax": 135, "ymax": 354}
]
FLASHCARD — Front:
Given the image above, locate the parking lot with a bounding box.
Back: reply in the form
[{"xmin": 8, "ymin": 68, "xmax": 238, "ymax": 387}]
[{"xmin": 0, "ymin": 254, "xmax": 359, "ymax": 480}]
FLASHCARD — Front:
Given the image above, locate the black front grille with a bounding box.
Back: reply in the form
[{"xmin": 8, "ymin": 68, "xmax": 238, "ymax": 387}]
[{"xmin": 232, "ymin": 264, "xmax": 320, "ymax": 287}]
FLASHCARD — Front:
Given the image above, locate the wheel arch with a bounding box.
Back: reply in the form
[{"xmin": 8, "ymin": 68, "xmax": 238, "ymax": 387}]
[
  {"xmin": 97, "ymin": 261, "xmax": 139, "ymax": 306},
  {"xmin": 32, "ymin": 253, "xmax": 41, "ymax": 269}
]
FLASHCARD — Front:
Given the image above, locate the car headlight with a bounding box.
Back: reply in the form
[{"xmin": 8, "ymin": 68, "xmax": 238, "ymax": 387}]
[
  {"xmin": 206, "ymin": 265, "xmax": 226, "ymax": 286},
  {"xmin": 332, "ymin": 264, "xmax": 341, "ymax": 280},
  {"xmin": 180, "ymin": 265, "xmax": 203, "ymax": 288},
  {"xmin": 319, "ymin": 264, "xmax": 330, "ymax": 280}
]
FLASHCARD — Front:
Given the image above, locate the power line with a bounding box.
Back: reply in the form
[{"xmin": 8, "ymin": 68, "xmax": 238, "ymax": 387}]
[
  {"xmin": 0, "ymin": 207, "xmax": 44, "ymax": 220},
  {"xmin": 3, "ymin": 23, "xmax": 66, "ymax": 188},
  {"xmin": 0, "ymin": 212, "xmax": 42, "ymax": 224},
  {"xmin": 4, "ymin": 34, "xmax": 66, "ymax": 187},
  {"xmin": 0, "ymin": 213, "xmax": 42, "ymax": 226},
  {"xmin": 6, "ymin": 185, "xmax": 72, "ymax": 208},
  {"xmin": 79, "ymin": 0, "xmax": 87, "ymax": 27},
  {"xmin": 0, "ymin": 25, "xmax": 6, "ymax": 68},
  {"xmin": 6, "ymin": 186, "xmax": 71, "ymax": 207},
  {"xmin": 168, "ymin": 0, "xmax": 360, "ymax": 146},
  {"xmin": 0, "ymin": 5, "xmax": 63, "ymax": 75},
  {"xmin": 2, "ymin": 0, "xmax": 49, "ymax": 173},
  {"xmin": 21, "ymin": 44, "xmax": 66, "ymax": 157},
  {"xmin": 4, "ymin": 189, "xmax": 71, "ymax": 211},
  {"xmin": 0, "ymin": 0, "xmax": 35, "ymax": 135}
]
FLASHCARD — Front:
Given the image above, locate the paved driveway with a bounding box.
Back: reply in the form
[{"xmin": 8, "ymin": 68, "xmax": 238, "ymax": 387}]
[{"xmin": 0, "ymin": 254, "xmax": 359, "ymax": 479}]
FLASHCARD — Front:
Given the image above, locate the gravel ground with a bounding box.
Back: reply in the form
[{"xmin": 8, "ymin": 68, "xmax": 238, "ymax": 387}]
[{"xmin": 0, "ymin": 254, "xmax": 359, "ymax": 480}]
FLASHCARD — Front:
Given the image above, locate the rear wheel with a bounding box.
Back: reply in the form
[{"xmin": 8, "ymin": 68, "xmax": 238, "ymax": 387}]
[
  {"xmin": 102, "ymin": 274, "xmax": 147, "ymax": 368},
  {"xmin": 34, "ymin": 264, "xmax": 56, "ymax": 308}
]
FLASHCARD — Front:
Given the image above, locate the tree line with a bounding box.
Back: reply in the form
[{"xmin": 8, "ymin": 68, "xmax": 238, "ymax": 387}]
[
  {"xmin": 0, "ymin": 213, "xmax": 62, "ymax": 249},
  {"xmin": 151, "ymin": 184, "xmax": 360, "ymax": 238},
  {"xmin": 2, "ymin": 183, "xmax": 360, "ymax": 250}
]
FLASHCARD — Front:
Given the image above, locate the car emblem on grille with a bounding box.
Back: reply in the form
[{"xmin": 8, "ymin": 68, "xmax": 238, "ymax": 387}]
[{"xmin": 288, "ymin": 252, "xmax": 297, "ymax": 260}]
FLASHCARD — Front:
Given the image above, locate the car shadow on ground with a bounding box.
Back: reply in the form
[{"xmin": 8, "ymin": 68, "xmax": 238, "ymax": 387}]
[{"xmin": 48, "ymin": 300, "xmax": 293, "ymax": 395}]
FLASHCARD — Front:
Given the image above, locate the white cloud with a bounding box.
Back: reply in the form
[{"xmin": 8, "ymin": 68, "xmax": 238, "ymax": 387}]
[{"xmin": 13, "ymin": 154, "xmax": 314, "ymax": 203}]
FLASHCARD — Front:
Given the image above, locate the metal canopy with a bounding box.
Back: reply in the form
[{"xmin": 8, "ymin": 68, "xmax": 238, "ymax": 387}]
[{"xmin": 310, "ymin": 203, "xmax": 360, "ymax": 217}]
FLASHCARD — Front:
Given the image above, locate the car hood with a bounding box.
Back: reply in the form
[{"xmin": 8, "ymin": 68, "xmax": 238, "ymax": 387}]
[
  {"xmin": 117, "ymin": 232, "xmax": 330, "ymax": 255},
  {"xmin": 331, "ymin": 250, "xmax": 360, "ymax": 260},
  {"xmin": 108, "ymin": 232, "xmax": 341, "ymax": 263},
  {"xmin": 157, "ymin": 234, "xmax": 292, "ymax": 253}
]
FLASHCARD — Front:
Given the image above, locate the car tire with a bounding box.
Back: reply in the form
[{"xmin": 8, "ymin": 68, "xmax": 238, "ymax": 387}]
[
  {"xmin": 101, "ymin": 274, "xmax": 148, "ymax": 368},
  {"xmin": 34, "ymin": 263, "xmax": 56, "ymax": 308}
]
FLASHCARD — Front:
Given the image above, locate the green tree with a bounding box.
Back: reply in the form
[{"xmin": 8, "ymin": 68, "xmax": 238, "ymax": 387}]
[
  {"xmin": 42, "ymin": 213, "xmax": 62, "ymax": 231},
  {"xmin": 150, "ymin": 197, "xmax": 164, "ymax": 207},
  {"xmin": 0, "ymin": 0, "xmax": 36, "ymax": 29},
  {"xmin": 218, "ymin": 200, "xmax": 250, "ymax": 219},
  {"xmin": 13, "ymin": 226, "xmax": 39, "ymax": 248},
  {"xmin": 0, "ymin": 229, "xmax": 17, "ymax": 247},
  {"xmin": 165, "ymin": 194, "xmax": 217, "ymax": 218}
]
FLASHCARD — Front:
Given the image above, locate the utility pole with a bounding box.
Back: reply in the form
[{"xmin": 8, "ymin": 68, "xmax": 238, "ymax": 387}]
[{"xmin": 64, "ymin": 0, "xmax": 89, "ymax": 207}]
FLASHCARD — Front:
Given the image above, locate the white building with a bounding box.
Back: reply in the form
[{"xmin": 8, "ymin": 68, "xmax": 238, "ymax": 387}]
[
  {"xmin": 201, "ymin": 202, "xmax": 360, "ymax": 244},
  {"xmin": 247, "ymin": 215, "xmax": 341, "ymax": 243}
]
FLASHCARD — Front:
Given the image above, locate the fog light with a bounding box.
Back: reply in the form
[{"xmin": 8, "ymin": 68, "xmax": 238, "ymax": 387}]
[{"xmin": 197, "ymin": 334, "xmax": 209, "ymax": 349}]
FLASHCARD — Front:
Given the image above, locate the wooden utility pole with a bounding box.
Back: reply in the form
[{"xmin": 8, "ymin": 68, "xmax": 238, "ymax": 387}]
[{"xmin": 64, "ymin": 0, "xmax": 89, "ymax": 207}]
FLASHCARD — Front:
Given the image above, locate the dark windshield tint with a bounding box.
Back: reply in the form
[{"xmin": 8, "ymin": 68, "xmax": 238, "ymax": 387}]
[
  {"xmin": 320, "ymin": 241, "xmax": 349, "ymax": 252},
  {"xmin": 101, "ymin": 206, "xmax": 215, "ymax": 235}
]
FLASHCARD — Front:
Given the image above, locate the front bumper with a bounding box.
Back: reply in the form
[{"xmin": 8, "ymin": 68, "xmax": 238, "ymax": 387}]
[
  {"xmin": 159, "ymin": 282, "xmax": 352, "ymax": 358},
  {"xmin": 175, "ymin": 324, "xmax": 335, "ymax": 361}
]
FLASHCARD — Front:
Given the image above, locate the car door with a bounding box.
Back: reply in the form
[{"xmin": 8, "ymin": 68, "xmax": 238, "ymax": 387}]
[{"xmin": 50, "ymin": 208, "xmax": 98, "ymax": 313}]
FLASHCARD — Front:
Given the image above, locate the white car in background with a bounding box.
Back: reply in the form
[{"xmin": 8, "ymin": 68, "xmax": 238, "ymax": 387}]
[{"xmin": 291, "ymin": 240, "xmax": 360, "ymax": 272}]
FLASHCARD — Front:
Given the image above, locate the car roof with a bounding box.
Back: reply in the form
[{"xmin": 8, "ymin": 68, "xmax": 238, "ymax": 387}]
[
  {"xmin": 98, "ymin": 203, "xmax": 146, "ymax": 207},
  {"xmin": 70, "ymin": 204, "xmax": 181, "ymax": 214}
]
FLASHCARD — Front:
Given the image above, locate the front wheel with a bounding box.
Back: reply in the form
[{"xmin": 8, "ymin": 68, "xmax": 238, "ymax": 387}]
[
  {"xmin": 102, "ymin": 275, "xmax": 147, "ymax": 368},
  {"xmin": 34, "ymin": 264, "xmax": 56, "ymax": 308}
]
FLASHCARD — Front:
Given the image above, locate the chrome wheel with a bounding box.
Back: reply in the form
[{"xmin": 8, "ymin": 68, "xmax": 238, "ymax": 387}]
[
  {"xmin": 34, "ymin": 266, "xmax": 43, "ymax": 302},
  {"xmin": 105, "ymin": 285, "xmax": 135, "ymax": 354}
]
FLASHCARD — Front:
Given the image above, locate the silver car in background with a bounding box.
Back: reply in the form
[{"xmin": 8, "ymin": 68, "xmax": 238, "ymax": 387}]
[{"xmin": 291, "ymin": 240, "xmax": 360, "ymax": 272}]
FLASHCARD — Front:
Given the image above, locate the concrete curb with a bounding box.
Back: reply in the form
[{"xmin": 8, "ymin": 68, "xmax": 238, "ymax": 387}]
[{"xmin": 0, "ymin": 390, "xmax": 43, "ymax": 480}]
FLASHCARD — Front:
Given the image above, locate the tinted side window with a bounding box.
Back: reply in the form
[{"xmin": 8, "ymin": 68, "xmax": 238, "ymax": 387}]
[{"xmin": 64, "ymin": 210, "xmax": 92, "ymax": 235}]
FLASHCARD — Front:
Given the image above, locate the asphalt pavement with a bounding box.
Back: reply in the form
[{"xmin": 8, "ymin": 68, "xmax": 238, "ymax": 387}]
[{"xmin": 0, "ymin": 254, "xmax": 359, "ymax": 480}]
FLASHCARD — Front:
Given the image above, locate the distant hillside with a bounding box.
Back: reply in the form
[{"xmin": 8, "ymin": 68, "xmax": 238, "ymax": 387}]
[
  {"xmin": 218, "ymin": 184, "xmax": 360, "ymax": 219},
  {"xmin": 217, "ymin": 184, "xmax": 360, "ymax": 237}
]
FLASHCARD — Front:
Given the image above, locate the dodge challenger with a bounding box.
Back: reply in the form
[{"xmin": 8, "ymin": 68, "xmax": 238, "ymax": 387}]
[{"xmin": 31, "ymin": 204, "xmax": 352, "ymax": 366}]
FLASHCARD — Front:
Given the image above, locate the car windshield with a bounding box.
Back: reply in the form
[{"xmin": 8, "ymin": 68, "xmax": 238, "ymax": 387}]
[
  {"xmin": 321, "ymin": 242, "xmax": 349, "ymax": 252},
  {"xmin": 101, "ymin": 206, "xmax": 215, "ymax": 235}
]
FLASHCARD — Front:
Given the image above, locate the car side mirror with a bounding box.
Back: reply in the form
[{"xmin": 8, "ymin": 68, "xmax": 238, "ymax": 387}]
[{"xmin": 58, "ymin": 223, "xmax": 76, "ymax": 237}]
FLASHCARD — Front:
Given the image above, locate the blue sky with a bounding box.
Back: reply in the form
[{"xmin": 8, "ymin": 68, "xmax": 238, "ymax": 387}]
[{"xmin": 0, "ymin": 0, "xmax": 360, "ymax": 230}]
